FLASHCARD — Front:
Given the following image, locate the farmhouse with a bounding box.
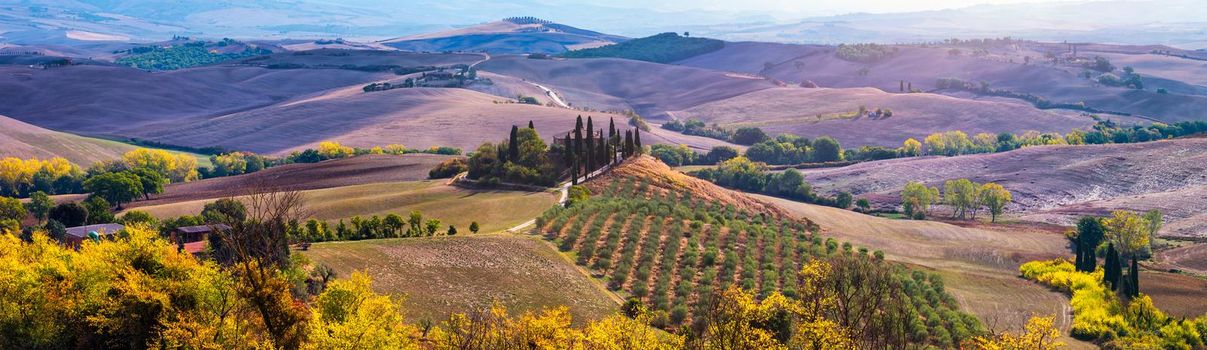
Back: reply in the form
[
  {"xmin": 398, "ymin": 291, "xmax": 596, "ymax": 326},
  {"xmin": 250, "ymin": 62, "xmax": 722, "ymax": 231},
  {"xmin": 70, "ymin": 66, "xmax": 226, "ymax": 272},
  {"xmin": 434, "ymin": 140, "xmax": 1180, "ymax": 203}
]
[
  {"xmin": 64, "ymin": 223, "xmax": 125, "ymax": 248},
  {"xmin": 171, "ymin": 224, "xmax": 229, "ymax": 254}
]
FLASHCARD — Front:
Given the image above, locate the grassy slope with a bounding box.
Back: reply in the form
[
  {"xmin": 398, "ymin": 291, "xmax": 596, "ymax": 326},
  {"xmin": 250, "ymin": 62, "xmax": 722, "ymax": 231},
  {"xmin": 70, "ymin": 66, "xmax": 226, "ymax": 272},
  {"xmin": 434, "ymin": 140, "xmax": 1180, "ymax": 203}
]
[
  {"xmin": 127, "ymin": 181, "xmax": 557, "ymax": 234},
  {"xmin": 0, "ymin": 115, "xmax": 210, "ymax": 166},
  {"xmin": 302, "ymin": 234, "xmax": 619, "ymax": 325}
]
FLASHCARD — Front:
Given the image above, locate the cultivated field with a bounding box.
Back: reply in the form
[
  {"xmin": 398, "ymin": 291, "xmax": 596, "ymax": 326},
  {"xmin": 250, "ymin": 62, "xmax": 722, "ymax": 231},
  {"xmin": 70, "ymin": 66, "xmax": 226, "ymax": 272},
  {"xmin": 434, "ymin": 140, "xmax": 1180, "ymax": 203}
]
[
  {"xmin": 670, "ymin": 87, "xmax": 1101, "ymax": 148},
  {"xmin": 380, "ymin": 19, "xmax": 624, "ymax": 54},
  {"xmin": 128, "ymin": 180, "xmax": 556, "ymax": 234},
  {"xmin": 302, "ymin": 234, "xmax": 620, "ymax": 325},
  {"xmin": 129, "ymin": 154, "xmax": 452, "ymax": 207}
]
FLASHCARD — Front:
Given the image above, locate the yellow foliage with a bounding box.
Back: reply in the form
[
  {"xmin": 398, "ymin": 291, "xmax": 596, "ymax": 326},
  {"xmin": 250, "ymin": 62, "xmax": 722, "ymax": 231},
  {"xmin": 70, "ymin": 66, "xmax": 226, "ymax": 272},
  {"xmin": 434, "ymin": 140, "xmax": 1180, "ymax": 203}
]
[
  {"xmin": 1103, "ymin": 210, "xmax": 1151, "ymax": 258},
  {"xmin": 971, "ymin": 316, "xmax": 1065, "ymax": 350},
  {"xmin": 901, "ymin": 138, "xmax": 922, "ymax": 156},
  {"xmin": 122, "ymin": 148, "xmax": 199, "ymax": 182},
  {"xmin": 0, "ymin": 156, "xmax": 82, "ymax": 193},
  {"xmin": 305, "ymin": 272, "xmax": 420, "ymax": 350},
  {"xmin": 317, "ymin": 141, "xmax": 355, "ymax": 159}
]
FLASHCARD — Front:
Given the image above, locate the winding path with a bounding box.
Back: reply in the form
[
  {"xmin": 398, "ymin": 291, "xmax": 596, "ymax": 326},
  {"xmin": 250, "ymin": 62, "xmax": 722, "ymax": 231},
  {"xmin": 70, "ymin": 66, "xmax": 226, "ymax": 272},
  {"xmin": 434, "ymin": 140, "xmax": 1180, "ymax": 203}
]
[{"xmin": 526, "ymin": 82, "xmax": 570, "ymax": 108}]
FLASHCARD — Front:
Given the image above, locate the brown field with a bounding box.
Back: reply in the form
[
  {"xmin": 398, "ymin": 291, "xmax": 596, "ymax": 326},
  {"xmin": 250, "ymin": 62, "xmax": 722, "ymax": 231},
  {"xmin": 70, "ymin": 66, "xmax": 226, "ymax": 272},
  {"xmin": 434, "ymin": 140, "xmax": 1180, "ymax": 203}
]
[
  {"xmin": 798, "ymin": 138, "xmax": 1207, "ymax": 238},
  {"xmin": 670, "ymin": 87, "xmax": 1102, "ymax": 148},
  {"xmin": 128, "ymin": 180, "xmax": 556, "ymax": 234},
  {"xmin": 1140, "ymin": 270, "xmax": 1207, "ymax": 318},
  {"xmin": 240, "ymin": 49, "xmax": 483, "ymax": 68},
  {"xmin": 126, "ymin": 154, "xmax": 451, "ymax": 207},
  {"xmin": 302, "ymin": 234, "xmax": 619, "ymax": 325},
  {"xmin": 141, "ymin": 87, "xmax": 625, "ymax": 155}
]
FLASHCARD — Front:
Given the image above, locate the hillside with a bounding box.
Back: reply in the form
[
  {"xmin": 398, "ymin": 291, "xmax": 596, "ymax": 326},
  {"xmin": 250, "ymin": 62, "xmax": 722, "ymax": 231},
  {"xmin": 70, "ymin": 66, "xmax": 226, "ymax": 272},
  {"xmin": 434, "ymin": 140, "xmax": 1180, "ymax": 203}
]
[
  {"xmin": 798, "ymin": 138, "xmax": 1207, "ymax": 238},
  {"xmin": 477, "ymin": 55, "xmax": 775, "ymax": 116},
  {"xmin": 560, "ymin": 32, "xmax": 724, "ymax": 63},
  {"xmin": 137, "ymin": 87, "xmax": 625, "ymax": 155},
  {"xmin": 0, "ymin": 64, "xmax": 388, "ymax": 137},
  {"xmin": 669, "ymin": 87, "xmax": 1105, "ymax": 148},
  {"xmin": 238, "ymin": 49, "xmax": 484, "ymax": 69},
  {"xmin": 679, "ymin": 42, "xmax": 1207, "ymax": 122},
  {"xmin": 585, "ymin": 155, "xmax": 792, "ymax": 218},
  {"xmin": 381, "ymin": 17, "xmax": 625, "ymax": 54},
  {"xmin": 0, "ymin": 115, "xmax": 138, "ymax": 165}
]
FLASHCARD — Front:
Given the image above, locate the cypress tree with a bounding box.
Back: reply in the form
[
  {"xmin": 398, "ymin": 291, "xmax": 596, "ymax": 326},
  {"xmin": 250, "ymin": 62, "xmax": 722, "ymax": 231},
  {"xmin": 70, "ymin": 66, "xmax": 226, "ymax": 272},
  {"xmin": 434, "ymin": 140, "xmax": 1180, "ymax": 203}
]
[
  {"xmin": 1103, "ymin": 243, "xmax": 1117, "ymax": 290},
  {"xmin": 1128, "ymin": 258, "xmax": 1139, "ymax": 297},
  {"xmin": 528, "ymin": 120, "xmax": 534, "ymax": 129},
  {"xmin": 624, "ymin": 130, "xmax": 633, "ymax": 157},
  {"xmin": 1075, "ymin": 217, "xmax": 1104, "ymax": 272},
  {"xmin": 608, "ymin": 118, "xmax": 618, "ymax": 164},
  {"xmin": 586, "ymin": 117, "xmax": 595, "ymax": 174},
  {"xmin": 634, "ymin": 127, "xmax": 642, "ymax": 153},
  {"xmin": 574, "ymin": 116, "xmax": 584, "ymax": 174},
  {"xmin": 508, "ymin": 125, "xmax": 519, "ymax": 163}
]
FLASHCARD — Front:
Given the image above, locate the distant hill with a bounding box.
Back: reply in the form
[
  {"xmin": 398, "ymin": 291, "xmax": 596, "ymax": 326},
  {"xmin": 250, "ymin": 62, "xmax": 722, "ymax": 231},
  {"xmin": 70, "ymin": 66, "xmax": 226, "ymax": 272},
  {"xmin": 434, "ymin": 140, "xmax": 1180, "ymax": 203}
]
[
  {"xmin": 560, "ymin": 32, "xmax": 724, "ymax": 63},
  {"xmin": 380, "ymin": 17, "xmax": 626, "ymax": 54}
]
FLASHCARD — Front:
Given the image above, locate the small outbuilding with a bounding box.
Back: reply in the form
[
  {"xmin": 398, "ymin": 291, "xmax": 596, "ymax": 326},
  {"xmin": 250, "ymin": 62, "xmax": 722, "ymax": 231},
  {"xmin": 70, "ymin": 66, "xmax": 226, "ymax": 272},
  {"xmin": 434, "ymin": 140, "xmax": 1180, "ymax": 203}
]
[
  {"xmin": 64, "ymin": 223, "xmax": 125, "ymax": 248},
  {"xmin": 171, "ymin": 224, "xmax": 230, "ymax": 254}
]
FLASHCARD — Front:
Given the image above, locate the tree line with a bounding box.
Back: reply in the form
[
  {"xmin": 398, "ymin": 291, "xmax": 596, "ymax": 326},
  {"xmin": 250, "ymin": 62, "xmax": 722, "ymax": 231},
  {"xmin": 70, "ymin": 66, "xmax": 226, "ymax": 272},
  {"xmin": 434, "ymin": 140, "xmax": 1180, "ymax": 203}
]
[
  {"xmin": 466, "ymin": 117, "xmax": 644, "ymax": 187},
  {"xmin": 688, "ymin": 157, "xmax": 854, "ymax": 209},
  {"xmin": 899, "ymin": 179, "xmax": 1013, "ymax": 222}
]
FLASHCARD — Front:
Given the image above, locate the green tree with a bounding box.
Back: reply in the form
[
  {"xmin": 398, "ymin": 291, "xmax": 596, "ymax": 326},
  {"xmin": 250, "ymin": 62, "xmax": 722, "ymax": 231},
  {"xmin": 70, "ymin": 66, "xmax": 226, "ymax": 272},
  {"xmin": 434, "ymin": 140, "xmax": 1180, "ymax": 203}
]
[
  {"xmin": 128, "ymin": 167, "xmax": 168, "ymax": 200},
  {"xmin": 384, "ymin": 213, "xmax": 405, "ymax": 237},
  {"xmin": 0, "ymin": 196, "xmax": 28, "ymax": 222},
  {"xmin": 1073, "ymin": 217, "xmax": 1106, "ymax": 272},
  {"xmin": 978, "ymin": 182, "xmax": 1012, "ymax": 223},
  {"xmin": 901, "ymin": 182, "xmax": 939, "ymax": 219},
  {"xmin": 83, "ymin": 172, "xmax": 143, "ymax": 208},
  {"xmin": 424, "ymin": 219, "xmax": 441, "ymax": 236},
  {"xmin": 943, "ymin": 179, "xmax": 979, "ymax": 220},
  {"xmin": 202, "ymin": 198, "xmax": 247, "ymax": 225},
  {"xmin": 48, "ymin": 202, "xmax": 87, "ymax": 227},
  {"xmin": 83, "ymin": 196, "xmax": 115, "ymax": 224},
  {"xmin": 469, "ymin": 221, "xmax": 480, "ymax": 234},
  {"xmin": 26, "ymin": 191, "xmax": 54, "ymax": 222},
  {"xmin": 811, "ymin": 136, "xmax": 843, "ymax": 162},
  {"xmin": 1142, "ymin": 210, "xmax": 1163, "ymax": 238},
  {"xmin": 855, "ymin": 198, "xmax": 870, "ymax": 213},
  {"xmin": 731, "ymin": 127, "xmax": 769, "ymax": 145},
  {"xmin": 1104, "ymin": 211, "xmax": 1151, "ymax": 259},
  {"xmin": 508, "ymin": 125, "xmax": 520, "ymax": 163},
  {"xmin": 119, "ymin": 210, "xmax": 156, "ymax": 226},
  {"xmin": 408, "ymin": 211, "xmax": 423, "ymax": 236},
  {"xmin": 447, "ymin": 225, "xmax": 457, "ymax": 236}
]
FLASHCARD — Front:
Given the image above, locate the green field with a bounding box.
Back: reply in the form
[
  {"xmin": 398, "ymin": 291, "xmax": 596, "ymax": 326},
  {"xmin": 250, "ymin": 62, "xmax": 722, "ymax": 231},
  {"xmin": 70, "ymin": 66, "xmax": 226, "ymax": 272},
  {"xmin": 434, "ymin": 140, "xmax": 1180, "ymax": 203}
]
[
  {"xmin": 302, "ymin": 234, "xmax": 620, "ymax": 325},
  {"xmin": 130, "ymin": 181, "xmax": 556, "ymax": 233}
]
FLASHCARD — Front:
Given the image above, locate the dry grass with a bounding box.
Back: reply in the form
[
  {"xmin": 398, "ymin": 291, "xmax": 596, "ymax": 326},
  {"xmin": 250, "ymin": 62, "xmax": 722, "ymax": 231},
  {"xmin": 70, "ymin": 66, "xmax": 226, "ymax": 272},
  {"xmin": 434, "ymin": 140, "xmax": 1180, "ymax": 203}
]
[
  {"xmin": 0, "ymin": 115, "xmax": 210, "ymax": 166},
  {"xmin": 301, "ymin": 234, "xmax": 619, "ymax": 325}
]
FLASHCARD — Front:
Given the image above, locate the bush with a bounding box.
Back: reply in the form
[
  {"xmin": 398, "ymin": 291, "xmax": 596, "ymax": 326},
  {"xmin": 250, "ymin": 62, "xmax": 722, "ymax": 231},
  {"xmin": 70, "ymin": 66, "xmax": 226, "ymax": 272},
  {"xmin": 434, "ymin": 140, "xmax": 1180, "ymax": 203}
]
[{"xmin": 428, "ymin": 158, "xmax": 468, "ymax": 179}]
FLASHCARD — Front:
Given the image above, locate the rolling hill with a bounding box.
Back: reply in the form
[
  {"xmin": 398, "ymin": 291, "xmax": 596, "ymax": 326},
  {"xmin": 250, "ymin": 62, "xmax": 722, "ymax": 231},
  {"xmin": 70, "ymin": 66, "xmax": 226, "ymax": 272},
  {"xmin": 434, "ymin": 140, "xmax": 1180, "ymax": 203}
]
[
  {"xmin": 796, "ymin": 138, "xmax": 1207, "ymax": 238},
  {"xmin": 381, "ymin": 17, "xmax": 626, "ymax": 54},
  {"xmin": 477, "ymin": 55, "xmax": 775, "ymax": 117},
  {"xmin": 669, "ymin": 87, "xmax": 1108, "ymax": 148},
  {"xmin": 678, "ymin": 42, "xmax": 1207, "ymax": 122}
]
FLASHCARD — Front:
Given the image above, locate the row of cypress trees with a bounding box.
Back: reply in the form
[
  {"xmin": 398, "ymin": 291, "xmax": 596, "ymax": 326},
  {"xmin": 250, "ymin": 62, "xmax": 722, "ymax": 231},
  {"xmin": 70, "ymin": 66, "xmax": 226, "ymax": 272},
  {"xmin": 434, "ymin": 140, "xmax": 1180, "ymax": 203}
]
[{"xmin": 566, "ymin": 115, "xmax": 641, "ymax": 184}]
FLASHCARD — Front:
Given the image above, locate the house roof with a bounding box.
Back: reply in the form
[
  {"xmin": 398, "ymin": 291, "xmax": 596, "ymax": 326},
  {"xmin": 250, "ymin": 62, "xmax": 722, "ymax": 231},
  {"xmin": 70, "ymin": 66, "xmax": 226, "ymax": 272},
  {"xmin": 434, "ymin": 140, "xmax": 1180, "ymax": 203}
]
[
  {"xmin": 175, "ymin": 224, "xmax": 231, "ymax": 234},
  {"xmin": 65, "ymin": 224, "xmax": 125, "ymax": 238}
]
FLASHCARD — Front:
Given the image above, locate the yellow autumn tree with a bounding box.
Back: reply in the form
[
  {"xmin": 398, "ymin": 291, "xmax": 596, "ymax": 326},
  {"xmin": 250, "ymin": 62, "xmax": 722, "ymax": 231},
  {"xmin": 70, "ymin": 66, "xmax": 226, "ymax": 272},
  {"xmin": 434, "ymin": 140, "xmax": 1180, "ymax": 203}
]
[
  {"xmin": 1103, "ymin": 210, "xmax": 1151, "ymax": 258},
  {"xmin": 122, "ymin": 148, "xmax": 199, "ymax": 182},
  {"xmin": 901, "ymin": 138, "xmax": 922, "ymax": 156},
  {"xmin": 317, "ymin": 141, "xmax": 355, "ymax": 159},
  {"xmin": 305, "ymin": 272, "xmax": 420, "ymax": 350}
]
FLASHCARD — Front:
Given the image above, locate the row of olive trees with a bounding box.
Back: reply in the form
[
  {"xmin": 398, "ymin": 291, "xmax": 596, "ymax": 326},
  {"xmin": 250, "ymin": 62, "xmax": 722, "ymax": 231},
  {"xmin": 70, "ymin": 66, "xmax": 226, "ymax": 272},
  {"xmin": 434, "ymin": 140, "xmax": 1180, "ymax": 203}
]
[{"xmin": 900, "ymin": 179, "xmax": 1012, "ymax": 222}]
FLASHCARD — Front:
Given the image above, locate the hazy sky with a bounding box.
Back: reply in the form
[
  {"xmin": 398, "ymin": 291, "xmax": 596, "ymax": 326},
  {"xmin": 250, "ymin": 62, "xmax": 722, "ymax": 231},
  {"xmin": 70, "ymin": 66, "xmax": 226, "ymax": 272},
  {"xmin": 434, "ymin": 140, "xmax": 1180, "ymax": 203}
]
[{"xmin": 589, "ymin": 0, "xmax": 1084, "ymax": 17}]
